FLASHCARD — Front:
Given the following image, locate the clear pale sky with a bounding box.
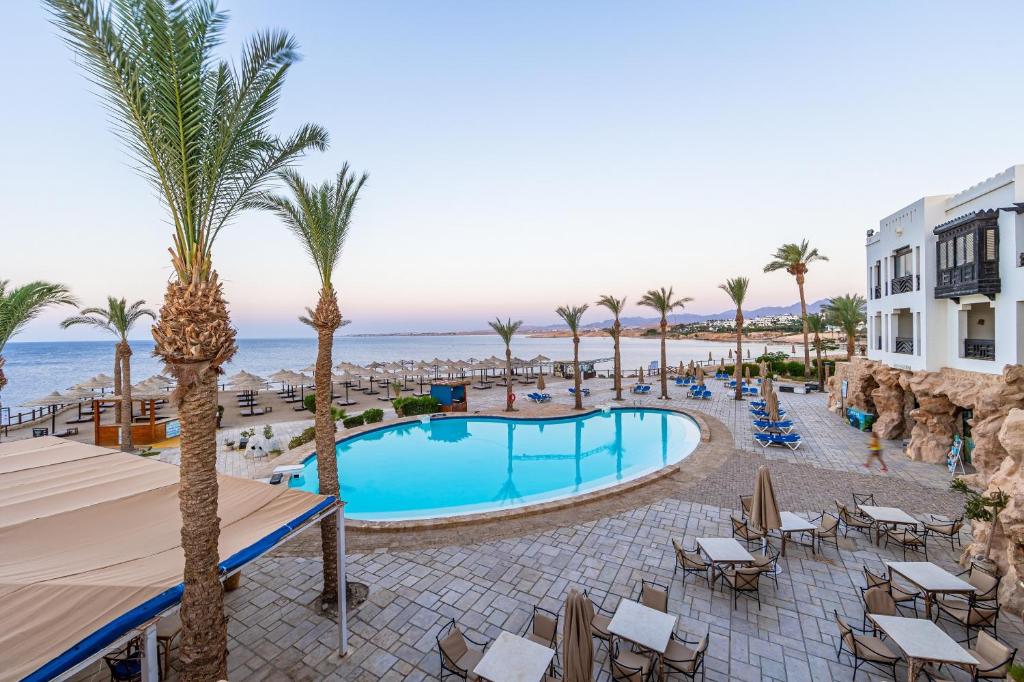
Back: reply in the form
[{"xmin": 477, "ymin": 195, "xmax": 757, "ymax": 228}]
[{"xmin": 5, "ymin": 1, "xmax": 1024, "ymax": 340}]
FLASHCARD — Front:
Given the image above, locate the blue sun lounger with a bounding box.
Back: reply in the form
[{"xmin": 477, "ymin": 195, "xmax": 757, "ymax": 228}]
[
  {"xmin": 568, "ymin": 387, "xmax": 590, "ymax": 397},
  {"xmin": 632, "ymin": 384, "xmax": 652, "ymax": 394},
  {"xmin": 526, "ymin": 392, "xmax": 551, "ymax": 403},
  {"xmin": 752, "ymin": 419, "xmax": 794, "ymax": 433},
  {"xmin": 750, "ymin": 407, "xmax": 786, "ymax": 419},
  {"xmin": 754, "ymin": 432, "xmax": 802, "ymax": 450}
]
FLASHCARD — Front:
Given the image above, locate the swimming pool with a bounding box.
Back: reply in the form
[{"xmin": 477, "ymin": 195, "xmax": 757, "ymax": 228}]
[{"xmin": 289, "ymin": 408, "xmax": 701, "ymax": 521}]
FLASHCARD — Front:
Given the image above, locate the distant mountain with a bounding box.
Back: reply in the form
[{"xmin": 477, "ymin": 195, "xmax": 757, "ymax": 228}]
[{"xmin": 521, "ymin": 299, "xmax": 829, "ymax": 332}]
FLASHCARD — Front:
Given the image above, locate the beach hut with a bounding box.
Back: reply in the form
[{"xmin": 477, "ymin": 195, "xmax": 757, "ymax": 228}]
[{"xmin": 430, "ymin": 379, "xmax": 469, "ymax": 413}]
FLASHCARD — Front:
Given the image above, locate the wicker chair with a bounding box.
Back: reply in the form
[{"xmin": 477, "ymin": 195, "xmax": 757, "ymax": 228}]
[
  {"xmin": 436, "ymin": 619, "xmax": 489, "ymax": 681},
  {"xmin": 672, "ymin": 539, "xmax": 708, "ymax": 587},
  {"xmin": 833, "ymin": 610, "xmax": 899, "ymax": 680}
]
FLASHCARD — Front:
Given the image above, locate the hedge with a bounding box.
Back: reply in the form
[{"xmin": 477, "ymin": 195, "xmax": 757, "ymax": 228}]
[
  {"xmin": 343, "ymin": 414, "xmax": 365, "ymax": 429},
  {"xmin": 363, "ymin": 408, "xmax": 384, "ymax": 423},
  {"xmin": 392, "ymin": 395, "xmax": 440, "ymax": 416}
]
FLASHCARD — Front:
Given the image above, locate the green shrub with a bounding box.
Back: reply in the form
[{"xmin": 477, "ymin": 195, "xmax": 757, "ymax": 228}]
[
  {"xmin": 288, "ymin": 426, "xmax": 316, "ymax": 450},
  {"xmin": 1009, "ymin": 662, "xmax": 1024, "ymax": 682},
  {"xmin": 784, "ymin": 361, "xmax": 805, "ymax": 377},
  {"xmin": 363, "ymin": 408, "xmax": 384, "ymax": 423},
  {"xmin": 392, "ymin": 395, "xmax": 440, "ymax": 416},
  {"xmin": 343, "ymin": 414, "xmax": 365, "ymax": 429},
  {"xmin": 303, "ymin": 394, "xmax": 316, "ymax": 412}
]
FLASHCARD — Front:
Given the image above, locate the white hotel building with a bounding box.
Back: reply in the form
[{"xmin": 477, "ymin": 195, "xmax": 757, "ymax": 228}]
[{"xmin": 865, "ymin": 165, "xmax": 1024, "ymax": 373}]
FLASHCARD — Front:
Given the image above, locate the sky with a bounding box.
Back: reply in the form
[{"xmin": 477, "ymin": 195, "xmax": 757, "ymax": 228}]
[{"xmin": 5, "ymin": 1, "xmax": 1024, "ymax": 340}]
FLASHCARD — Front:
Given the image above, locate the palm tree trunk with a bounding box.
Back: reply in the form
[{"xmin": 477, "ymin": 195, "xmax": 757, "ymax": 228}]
[
  {"xmin": 814, "ymin": 332, "xmax": 824, "ymax": 387},
  {"xmin": 572, "ymin": 335, "xmax": 582, "ymax": 409},
  {"xmin": 613, "ymin": 321, "xmax": 622, "ymax": 401},
  {"xmin": 312, "ymin": 289, "xmax": 341, "ymax": 608},
  {"xmin": 151, "ymin": 275, "xmax": 236, "ymax": 682},
  {"xmin": 735, "ymin": 313, "xmax": 743, "ymax": 401},
  {"xmin": 505, "ymin": 346, "xmax": 514, "ymax": 411},
  {"xmin": 659, "ymin": 318, "xmax": 668, "ymax": 399},
  {"xmin": 796, "ymin": 274, "xmax": 811, "ymax": 376},
  {"xmin": 0, "ymin": 356, "xmax": 6, "ymax": 443},
  {"xmin": 119, "ymin": 341, "xmax": 134, "ymax": 452},
  {"xmin": 846, "ymin": 329, "xmax": 856, "ymax": 358},
  {"xmin": 113, "ymin": 343, "xmax": 122, "ymax": 423}
]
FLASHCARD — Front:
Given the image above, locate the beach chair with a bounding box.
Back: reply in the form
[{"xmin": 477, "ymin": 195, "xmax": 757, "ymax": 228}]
[
  {"xmin": 699, "ymin": 389, "xmax": 712, "ymax": 400},
  {"xmin": 753, "ymin": 432, "xmax": 802, "ymax": 450},
  {"xmin": 674, "ymin": 377, "xmax": 684, "ymax": 386},
  {"xmin": 752, "ymin": 419, "xmax": 794, "ymax": 434},
  {"xmin": 568, "ymin": 387, "xmax": 590, "ymax": 397}
]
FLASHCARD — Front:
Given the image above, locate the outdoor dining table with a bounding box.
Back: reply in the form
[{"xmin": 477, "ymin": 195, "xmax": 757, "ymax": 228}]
[
  {"xmin": 778, "ymin": 511, "xmax": 816, "ymax": 556},
  {"xmin": 473, "ymin": 631, "xmax": 554, "ymax": 682},
  {"xmin": 696, "ymin": 538, "xmax": 754, "ymax": 586},
  {"xmin": 608, "ymin": 599, "xmax": 677, "ymax": 677},
  {"xmin": 887, "ymin": 561, "xmax": 976, "ymax": 619},
  {"xmin": 867, "ymin": 614, "xmax": 977, "ymax": 681},
  {"xmin": 858, "ymin": 505, "xmax": 919, "ymax": 544}
]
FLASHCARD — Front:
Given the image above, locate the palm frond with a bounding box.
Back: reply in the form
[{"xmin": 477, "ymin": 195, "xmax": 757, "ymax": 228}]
[
  {"xmin": 718, "ymin": 277, "xmax": 749, "ymax": 307},
  {"xmin": 488, "ymin": 317, "xmax": 523, "ymax": 345},
  {"xmin": 596, "ymin": 294, "xmax": 626, "ymax": 317},
  {"xmin": 0, "ymin": 281, "xmax": 78, "ymax": 351},
  {"xmin": 555, "ymin": 304, "xmax": 588, "ymax": 332},
  {"xmin": 60, "ymin": 296, "xmax": 155, "ymax": 340}
]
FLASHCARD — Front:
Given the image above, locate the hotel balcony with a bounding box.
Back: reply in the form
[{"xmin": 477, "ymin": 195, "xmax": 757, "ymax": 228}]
[
  {"xmin": 894, "ymin": 337, "xmax": 914, "ymax": 355},
  {"xmin": 933, "ymin": 211, "xmax": 1000, "ymax": 300},
  {"xmin": 964, "ymin": 338, "xmax": 995, "ymax": 360},
  {"xmin": 890, "ymin": 274, "xmax": 915, "ymax": 294}
]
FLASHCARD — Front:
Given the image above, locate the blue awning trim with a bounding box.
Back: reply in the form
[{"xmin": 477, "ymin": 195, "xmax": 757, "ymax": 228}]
[{"xmin": 23, "ymin": 496, "xmax": 338, "ymax": 682}]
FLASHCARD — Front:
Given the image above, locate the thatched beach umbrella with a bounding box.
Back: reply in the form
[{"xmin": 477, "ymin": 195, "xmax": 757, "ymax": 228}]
[
  {"xmin": 79, "ymin": 373, "xmax": 115, "ymax": 393},
  {"xmin": 21, "ymin": 390, "xmax": 66, "ymax": 433},
  {"xmin": 750, "ymin": 465, "xmax": 782, "ymax": 535},
  {"xmin": 563, "ymin": 589, "xmax": 594, "ymax": 682}
]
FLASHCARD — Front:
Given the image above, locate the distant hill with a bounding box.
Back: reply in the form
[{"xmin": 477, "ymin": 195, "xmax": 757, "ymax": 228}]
[{"xmin": 521, "ymin": 299, "xmax": 830, "ymax": 332}]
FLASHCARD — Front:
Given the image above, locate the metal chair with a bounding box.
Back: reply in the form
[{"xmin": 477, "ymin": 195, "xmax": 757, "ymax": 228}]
[
  {"xmin": 635, "ymin": 579, "xmax": 669, "ymax": 613},
  {"xmin": 436, "ymin": 618, "xmax": 489, "ymax": 681},
  {"xmin": 662, "ymin": 631, "xmax": 708, "ymax": 681},
  {"xmin": 833, "ymin": 610, "xmax": 898, "ymax": 680},
  {"xmin": 672, "ymin": 539, "xmax": 708, "ymax": 588}
]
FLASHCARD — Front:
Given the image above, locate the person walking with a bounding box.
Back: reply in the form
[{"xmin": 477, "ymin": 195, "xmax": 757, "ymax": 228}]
[{"xmin": 864, "ymin": 429, "xmax": 888, "ymax": 472}]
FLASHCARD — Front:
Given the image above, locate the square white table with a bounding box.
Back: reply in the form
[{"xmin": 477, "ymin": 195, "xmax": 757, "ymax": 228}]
[
  {"xmin": 473, "ymin": 631, "xmax": 554, "ymax": 682},
  {"xmin": 858, "ymin": 505, "xmax": 918, "ymax": 544},
  {"xmin": 887, "ymin": 561, "xmax": 976, "ymax": 618},
  {"xmin": 696, "ymin": 537, "xmax": 754, "ymax": 585},
  {"xmin": 868, "ymin": 614, "xmax": 978, "ymax": 682},
  {"xmin": 608, "ymin": 599, "xmax": 677, "ymax": 654},
  {"xmin": 778, "ymin": 511, "xmax": 816, "ymax": 556}
]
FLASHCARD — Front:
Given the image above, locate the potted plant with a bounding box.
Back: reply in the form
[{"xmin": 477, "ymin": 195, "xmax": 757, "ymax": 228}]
[
  {"xmin": 950, "ymin": 478, "xmax": 1010, "ymax": 570},
  {"xmin": 262, "ymin": 424, "xmax": 276, "ymax": 452}
]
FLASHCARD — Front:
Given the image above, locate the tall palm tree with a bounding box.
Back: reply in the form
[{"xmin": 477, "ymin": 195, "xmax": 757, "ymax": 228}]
[
  {"xmin": 61, "ymin": 297, "xmax": 156, "ymax": 452},
  {"xmin": 806, "ymin": 313, "xmax": 825, "ymax": 386},
  {"xmin": 823, "ymin": 293, "xmax": 866, "ymax": 358},
  {"xmin": 637, "ymin": 287, "xmax": 692, "ymax": 399},
  {"xmin": 46, "ymin": 2, "xmax": 328, "ymax": 677},
  {"xmin": 555, "ymin": 305, "xmax": 588, "ymax": 409},
  {"xmin": 255, "ymin": 165, "xmax": 367, "ymax": 613},
  {"xmin": 763, "ymin": 240, "xmax": 829, "ymax": 376},
  {"xmin": 488, "ymin": 318, "xmax": 523, "ymax": 411},
  {"xmin": 596, "ymin": 295, "xmax": 626, "ymax": 401},
  {"xmin": 0, "ymin": 281, "xmax": 77, "ymax": 438},
  {"xmin": 718, "ymin": 278, "xmax": 749, "ymax": 401}
]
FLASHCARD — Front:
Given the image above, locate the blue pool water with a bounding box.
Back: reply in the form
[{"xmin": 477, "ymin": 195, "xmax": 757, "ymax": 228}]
[{"xmin": 289, "ymin": 408, "xmax": 700, "ymax": 521}]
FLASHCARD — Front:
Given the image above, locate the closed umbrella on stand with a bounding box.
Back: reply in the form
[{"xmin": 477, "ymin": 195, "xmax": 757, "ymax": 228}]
[
  {"xmin": 536, "ymin": 372, "xmax": 546, "ymax": 391},
  {"xmin": 696, "ymin": 366, "xmax": 705, "ymax": 388},
  {"xmin": 750, "ymin": 464, "xmax": 783, "ymax": 574},
  {"xmin": 638, "ymin": 366, "xmax": 644, "ymax": 384},
  {"xmin": 562, "ymin": 589, "xmax": 594, "ymax": 682}
]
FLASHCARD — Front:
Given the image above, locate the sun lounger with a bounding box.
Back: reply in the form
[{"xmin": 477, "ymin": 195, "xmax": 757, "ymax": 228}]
[
  {"xmin": 568, "ymin": 387, "xmax": 590, "ymax": 397},
  {"xmin": 752, "ymin": 419, "xmax": 794, "ymax": 433},
  {"xmin": 632, "ymin": 384, "xmax": 651, "ymax": 394},
  {"xmin": 526, "ymin": 392, "xmax": 551, "ymax": 403},
  {"xmin": 750, "ymin": 407, "xmax": 786, "ymax": 419},
  {"xmin": 754, "ymin": 432, "xmax": 802, "ymax": 450}
]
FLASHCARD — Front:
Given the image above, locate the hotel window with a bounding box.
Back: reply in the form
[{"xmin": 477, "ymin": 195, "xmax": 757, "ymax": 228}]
[
  {"xmin": 894, "ymin": 249, "xmax": 912, "ymax": 276},
  {"xmin": 985, "ymin": 228, "xmax": 997, "ymax": 260}
]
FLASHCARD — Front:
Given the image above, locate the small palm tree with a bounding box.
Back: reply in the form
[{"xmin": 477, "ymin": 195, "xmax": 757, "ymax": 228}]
[
  {"xmin": 488, "ymin": 317, "xmax": 523, "ymax": 411},
  {"xmin": 718, "ymin": 278, "xmax": 749, "ymax": 400},
  {"xmin": 254, "ymin": 165, "xmax": 367, "ymax": 612},
  {"xmin": 596, "ymin": 295, "xmax": 627, "ymax": 401},
  {"xmin": 823, "ymin": 293, "xmax": 866, "ymax": 358},
  {"xmin": 46, "ymin": 1, "xmax": 328, "ymax": 676},
  {"xmin": 555, "ymin": 305, "xmax": 589, "ymax": 409},
  {"xmin": 61, "ymin": 298, "xmax": 156, "ymax": 452},
  {"xmin": 806, "ymin": 313, "xmax": 826, "ymax": 386},
  {"xmin": 638, "ymin": 287, "xmax": 692, "ymax": 399},
  {"xmin": 0, "ymin": 281, "xmax": 77, "ymax": 435},
  {"xmin": 763, "ymin": 240, "xmax": 828, "ymax": 376}
]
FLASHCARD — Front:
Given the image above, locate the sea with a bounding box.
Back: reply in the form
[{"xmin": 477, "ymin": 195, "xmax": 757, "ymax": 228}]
[{"xmin": 1, "ymin": 335, "xmax": 794, "ymax": 417}]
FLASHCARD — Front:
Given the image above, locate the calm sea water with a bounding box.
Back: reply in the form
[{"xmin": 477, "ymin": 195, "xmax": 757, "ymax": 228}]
[{"xmin": 1, "ymin": 335, "xmax": 791, "ymax": 415}]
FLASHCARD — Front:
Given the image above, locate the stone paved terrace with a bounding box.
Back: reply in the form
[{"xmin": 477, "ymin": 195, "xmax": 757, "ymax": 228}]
[{"xmin": 79, "ymin": 374, "xmax": 1022, "ymax": 681}]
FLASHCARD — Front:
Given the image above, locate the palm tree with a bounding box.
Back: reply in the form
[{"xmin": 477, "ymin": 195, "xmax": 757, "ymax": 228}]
[
  {"xmin": 763, "ymin": 240, "xmax": 829, "ymax": 376},
  {"xmin": 61, "ymin": 298, "xmax": 156, "ymax": 452},
  {"xmin": 251, "ymin": 165, "xmax": 366, "ymax": 611},
  {"xmin": 46, "ymin": 2, "xmax": 328, "ymax": 677},
  {"xmin": 0, "ymin": 281, "xmax": 77, "ymax": 438},
  {"xmin": 488, "ymin": 318, "xmax": 523, "ymax": 411},
  {"xmin": 637, "ymin": 287, "xmax": 692, "ymax": 399},
  {"xmin": 806, "ymin": 313, "xmax": 826, "ymax": 386},
  {"xmin": 555, "ymin": 305, "xmax": 588, "ymax": 409},
  {"xmin": 823, "ymin": 293, "xmax": 866, "ymax": 358},
  {"xmin": 596, "ymin": 295, "xmax": 626, "ymax": 401},
  {"xmin": 718, "ymin": 278, "xmax": 749, "ymax": 401}
]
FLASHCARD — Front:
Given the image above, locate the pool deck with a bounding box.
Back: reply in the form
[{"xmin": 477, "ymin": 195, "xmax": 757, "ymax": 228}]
[{"xmin": 78, "ymin": 374, "xmax": 1023, "ymax": 681}]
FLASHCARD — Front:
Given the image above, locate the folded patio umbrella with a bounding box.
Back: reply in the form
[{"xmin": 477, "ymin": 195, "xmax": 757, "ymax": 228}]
[
  {"xmin": 536, "ymin": 373, "xmax": 546, "ymax": 391},
  {"xmin": 750, "ymin": 465, "xmax": 782, "ymax": 534},
  {"xmin": 563, "ymin": 589, "xmax": 593, "ymax": 682},
  {"xmin": 767, "ymin": 388, "xmax": 780, "ymax": 422}
]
